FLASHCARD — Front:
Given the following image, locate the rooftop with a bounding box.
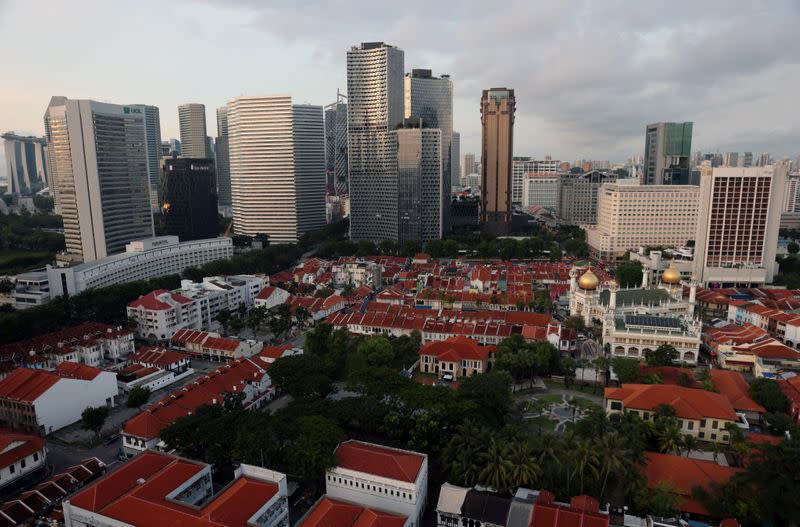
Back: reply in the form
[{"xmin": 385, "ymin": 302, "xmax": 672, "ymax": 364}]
[
  {"xmin": 598, "ymin": 288, "xmax": 672, "ymax": 306},
  {"xmin": 0, "ymin": 429, "xmax": 45, "ymax": 469},
  {"xmin": 605, "ymin": 384, "xmax": 738, "ymax": 421},
  {"xmin": 298, "ymin": 496, "xmax": 407, "ymax": 527},
  {"xmin": 0, "ymin": 363, "xmax": 105, "ymax": 403},
  {"xmin": 334, "ymin": 441, "xmax": 425, "ymax": 483}
]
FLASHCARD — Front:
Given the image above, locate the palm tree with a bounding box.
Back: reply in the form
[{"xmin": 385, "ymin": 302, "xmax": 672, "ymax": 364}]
[
  {"xmin": 478, "ymin": 440, "xmax": 512, "ymax": 491},
  {"xmin": 658, "ymin": 425, "xmax": 682, "ymax": 454},
  {"xmin": 448, "ymin": 449, "xmax": 482, "ymax": 487},
  {"xmin": 681, "ymin": 435, "xmax": 698, "ymax": 457},
  {"xmin": 507, "ymin": 441, "xmax": 541, "ymax": 488},
  {"xmin": 598, "ymin": 432, "xmax": 630, "ymax": 501},
  {"xmin": 571, "ymin": 439, "xmax": 600, "ymax": 495},
  {"xmin": 710, "ymin": 440, "xmax": 723, "ymax": 463}
]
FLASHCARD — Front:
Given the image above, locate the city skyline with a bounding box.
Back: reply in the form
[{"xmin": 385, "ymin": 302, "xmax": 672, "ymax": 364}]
[{"xmin": 2, "ymin": 1, "xmax": 799, "ymax": 180}]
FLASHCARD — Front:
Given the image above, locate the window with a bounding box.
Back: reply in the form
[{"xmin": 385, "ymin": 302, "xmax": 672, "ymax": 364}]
[
  {"xmin": 711, "ymin": 433, "xmax": 717, "ymax": 440},
  {"xmin": 9, "ymin": 465, "xmax": 14, "ymax": 474},
  {"xmin": 33, "ymin": 453, "xmax": 38, "ymax": 462},
  {"xmin": 687, "ymin": 421, "xmax": 694, "ymax": 430},
  {"xmin": 699, "ymin": 432, "xmax": 705, "ymax": 439},
  {"xmin": 20, "ymin": 459, "xmax": 26, "ymax": 469},
  {"xmin": 610, "ymin": 401, "xmax": 622, "ymax": 410},
  {"xmin": 712, "ymin": 420, "xmax": 718, "ymax": 429},
  {"xmin": 700, "ymin": 419, "xmax": 707, "ymax": 427}
]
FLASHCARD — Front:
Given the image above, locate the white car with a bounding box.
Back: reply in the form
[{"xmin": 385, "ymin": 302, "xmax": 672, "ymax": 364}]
[{"xmin": 441, "ymin": 373, "xmax": 454, "ymax": 382}]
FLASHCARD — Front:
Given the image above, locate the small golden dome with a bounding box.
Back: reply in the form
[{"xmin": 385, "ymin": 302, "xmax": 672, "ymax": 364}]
[
  {"xmin": 578, "ymin": 269, "xmax": 600, "ymax": 290},
  {"xmin": 661, "ymin": 263, "xmax": 681, "ymax": 285}
]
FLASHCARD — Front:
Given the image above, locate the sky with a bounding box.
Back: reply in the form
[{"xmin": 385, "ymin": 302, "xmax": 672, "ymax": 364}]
[{"xmin": 1, "ymin": 0, "xmax": 799, "ymax": 180}]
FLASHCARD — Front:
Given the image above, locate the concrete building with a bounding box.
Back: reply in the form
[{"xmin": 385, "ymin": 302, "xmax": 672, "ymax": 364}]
[
  {"xmin": 585, "ymin": 180, "xmax": 699, "ymax": 261},
  {"xmin": 215, "ymin": 106, "xmax": 232, "ymax": 209},
  {"xmin": 254, "ymin": 286, "xmax": 291, "ymax": 311},
  {"xmin": 347, "ymin": 42, "xmax": 405, "ymax": 242},
  {"xmin": 227, "ymin": 96, "xmax": 326, "ymax": 242},
  {"xmin": 136, "ymin": 105, "xmax": 163, "ymax": 210},
  {"xmin": 0, "ymin": 363, "xmax": 117, "ymax": 435},
  {"xmin": 2, "ymin": 132, "xmax": 47, "ymax": 196},
  {"xmin": 324, "ymin": 92, "xmax": 349, "ymax": 196},
  {"xmin": 404, "ymin": 69, "xmax": 453, "ymax": 231},
  {"xmin": 44, "ymin": 97, "xmax": 154, "ymax": 262},
  {"xmin": 127, "ymin": 289, "xmax": 201, "ymax": 341},
  {"xmin": 462, "ymin": 153, "xmax": 476, "ymax": 179},
  {"xmin": 451, "ymin": 131, "xmax": 460, "ymax": 194},
  {"xmin": 331, "ymin": 260, "xmax": 382, "ymax": 289},
  {"xmin": 724, "ymin": 152, "xmax": 739, "ymax": 167},
  {"xmin": 693, "ymin": 165, "xmax": 786, "ymax": 286},
  {"xmin": 784, "ymin": 174, "xmax": 799, "ymax": 213},
  {"xmin": 391, "ymin": 121, "xmax": 443, "ymax": 244},
  {"xmin": 160, "ymin": 157, "xmax": 219, "ymax": 241},
  {"xmin": 299, "ymin": 497, "xmax": 411, "ymax": 527},
  {"xmin": 0, "ymin": 431, "xmax": 46, "ymax": 491},
  {"xmin": 480, "ymin": 88, "xmax": 515, "ymax": 234},
  {"xmin": 326, "ymin": 440, "xmax": 428, "ymax": 527},
  {"xmin": 178, "ymin": 103, "xmax": 210, "ymax": 158},
  {"xmin": 521, "ymin": 172, "xmax": 559, "ymax": 210},
  {"xmin": 63, "ymin": 451, "xmax": 290, "ymax": 527},
  {"xmin": 511, "ymin": 157, "xmax": 560, "ymax": 205},
  {"xmin": 642, "ymin": 122, "xmax": 693, "ymax": 185},
  {"xmin": 418, "ymin": 336, "xmax": 497, "ymax": 381},
  {"xmin": 557, "ymin": 170, "xmax": 616, "ymax": 225},
  {"xmin": 742, "ymin": 152, "xmax": 753, "ymax": 167},
  {"xmin": 46, "ymin": 236, "xmax": 232, "ymax": 297}
]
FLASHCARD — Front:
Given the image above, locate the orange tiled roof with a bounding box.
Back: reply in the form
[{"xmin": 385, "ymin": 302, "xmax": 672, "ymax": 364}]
[
  {"xmin": 299, "ymin": 496, "xmax": 408, "ymax": 527},
  {"xmin": 334, "ymin": 441, "xmax": 424, "ymax": 483},
  {"xmin": 605, "ymin": 384, "xmax": 737, "ymax": 421}
]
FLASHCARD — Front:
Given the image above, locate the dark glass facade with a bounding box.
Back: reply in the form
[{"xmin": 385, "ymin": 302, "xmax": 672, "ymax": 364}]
[{"xmin": 160, "ymin": 158, "xmax": 219, "ymax": 241}]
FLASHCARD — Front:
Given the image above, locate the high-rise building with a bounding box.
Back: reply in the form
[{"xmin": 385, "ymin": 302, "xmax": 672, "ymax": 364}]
[
  {"xmin": 135, "ymin": 105, "xmax": 163, "ymax": 210},
  {"xmin": 160, "ymin": 157, "xmax": 219, "ymax": 241},
  {"xmin": 324, "ymin": 91, "xmax": 348, "ymax": 196},
  {"xmin": 557, "ymin": 170, "xmax": 616, "ymax": 225},
  {"xmin": 161, "ymin": 138, "xmax": 181, "ymax": 157},
  {"xmin": 480, "ymin": 88, "xmax": 515, "ymax": 234},
  {"xmin": 784, "ymin": 174, "xmax": 799, "ymax": 214},
  {"xmin": 214, "ymin": 106, "xmax": 232, "ymax": 209},
  {"xmin": 742, "ymin": 152, "xmax": 753, "ymax": 167},
  {"xmin": 178, "ymin": 103, "xmax": 211, "ymax": 158},
  {"xmin": 404, "ymin": 69, "xmax": 452, "ymax": 232},
  {"xmin": 391, "ymin": 119, "xmax": 442, "ymax": 244},
  {"xmin": 347, "ymin": 42, "xmax": 405, "ymax": 242},
  {"xmin": 693, "ymin": 164, "xmax": 787, "ymax": 286},
  {"xmin": 642, "ymin": 122, "xmax": 693, "ymax": 185},
  {"xmin": 463, "ymin": 153, "xmax": 477, "ymax": 178},
  {"xmin": 44, "ymin": 97, "xmax": 153, "ymax": 262},
  {"xmin": 2, "ymin": 132, "xmax": 48, "ymax": 195},
  {"xmin": 227, "ymin": 96, "xmax": 325, "ymax": 243},
  {"xmin": 723, "ymin": 152, "xmax": 739, "ymax": 167},
  {"xmin": 451, "ymin": 131, "xmax": 460, "ymax": 192},
  {"xmin": 521, "ymin": 173, "xmax": 559, "ymax": 210},
  {"xmin": 511, "ymin": 157, "xmax": 560, "ymax": 205},
  {"xmin": 756, "ymin": 152, "xmax": 771, "ymax": 167},
  {"xmin": 585, "ymin": 180, "xmax": 699, "ymax": 261}
]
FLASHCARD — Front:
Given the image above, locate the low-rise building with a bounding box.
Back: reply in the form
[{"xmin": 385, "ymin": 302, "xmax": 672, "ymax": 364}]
[
  {"xmin": 0, "ymin": 363, "xmax": 118, "ymax": 435},
  {"xmin": 170, "ymin": 328, "xmax": 263, "ymax": 360},
  {"xmin": 174, "ymin": 275, "xmax": 265, "ymax": 327},
  {"xmin": 287, "ymin": 294, "xmax": 347, "ymax": 322},
  {"xmin": 607, "ymin": 314, "xmax": 701, "ymax": 365},
  {"xmin": 10, "ymin": 270, "xmax": 50, "ymax": 310},
  {"xmin": 605, "ymin": 384, "xmax": 738, "ymax": 443},
  {"xmin": 254, "ymin": 286, "xmax": 291, "ymax": 311},
  {"xmin": 709, "ymin": 369, "xmax": 766, "ymax": 423},
  {"xmin": 117, "ymin": 347, "xmax": 194, "ymax": 394},
  {"xmin": 326, "ymin": 441, "xmax": 428, "ymax": 527},
  {"xmin": 332, "ymin": 261, "xmax": 382, "ymax": 289},
  {"xmin": 418, "ymin": 336, "xmax": 497, "ymax": 381},
  {"xmin": 63, "ymin": 451, "xmax": 289, "ymax": 527},
  {"xmin": 716, "ymin": 337, "xmax": 800, "ymax": 377},
  {"xmin": 299, "ymin": 496, "xmax": 410, "ymax": 527},
  {"xmin": 127, "ymin": 289, "xmax": 201, "ymax": 342},
  {"xmin": 0, "ymin": 430, "xmax": 46, "ymax": 491}
]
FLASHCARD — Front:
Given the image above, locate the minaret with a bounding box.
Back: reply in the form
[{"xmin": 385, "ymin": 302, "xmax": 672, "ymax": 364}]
[
  {"xmin": 569, "ymin": 268, "xmax": 578, "ymax": 294},
  {"xmin": 689, "ymin": 274, "xmax": 697, "ymax": 317},
  {"xmin": 641, "ymin": 264, "xmax": 650, "ymax": 288}
]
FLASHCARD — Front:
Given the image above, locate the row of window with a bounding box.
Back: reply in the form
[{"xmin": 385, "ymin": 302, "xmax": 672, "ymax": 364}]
[{"xmin": 327, "ymin": 474, "xmax": 414, "ymax": 501}]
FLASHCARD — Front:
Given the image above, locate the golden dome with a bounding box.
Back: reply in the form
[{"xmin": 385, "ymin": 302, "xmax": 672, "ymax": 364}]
[
  {"xmin": 578, "ymin": 269, "xmax": 599, "ymax": 290},
  {"xmin": 661, "ymin": 263, "xmax": 681, "ymax": 285}
]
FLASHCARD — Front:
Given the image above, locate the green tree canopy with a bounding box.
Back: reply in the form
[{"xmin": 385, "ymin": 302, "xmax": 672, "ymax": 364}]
[
  {"xmin": 615, "ymin": 260, "xmax": 643, "ymax": 288},
  {"xmin": 126, "ymin": 386, "xmax": 151, "ymax": 408},
  {"xmin": 749, "ymin": 378, "xmax": 790, "ymax": 413},
  {"xmin": 81, "ymin": 406, "xmax": 109, "ymax": 438}
]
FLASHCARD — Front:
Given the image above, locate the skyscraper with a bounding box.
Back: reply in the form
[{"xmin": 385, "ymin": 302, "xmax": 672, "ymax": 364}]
[
  {"xmin": 404, "ymin": 69, "xmax": 453, "ymax": 232},
  {"xmin": 324, "ymin": 91, "xmax": 348, "ymax": 196},
  {"xmin": 693, "ymin": 164, "xmax": 786, "ymax": 286},
  {"xmin": 178, "ymin": 103, "xmax": 211, "ymax": 158},
  {"xmin": 723, "ymin": 152, "xmax": 739, "ymax": 167},
  {"xmin": 135, "ymin": 105, "xmax": 163, "ymax": 210},
  {"xmin": 451, "ymin": 131, "xmax": 460, "ymax": 191},
  {"xmin": 227, "ymin": 96, "xmax": 325, "ymax": 243},
  {"xmin": 2, "ymin": 132, "xmax": 47, "ymax": 195},
  {"xmin": 756, "ymin": 152, "xmax": 771, "ymax": 167},
  {"xmin": 44, "ymin": 96, "xmax": 154, "ymax": 262},
  {"xmin": 742, "ymin": 152, "xmax": 753, "ymax": 167},
  {"xmin": 512, "ymin": 157, "xmax": 562, "ymax": 205},
  {"xmin": 642, "ymin": 122, "xmax": 693, "ymax": 184},
  {"xmin": 160, "ymin": 157, "xmax": 219, "ymax": 241},
  {"xmin": 347, "ymin": 42, "xmax": 405, "ymax": 242},
  {"xmin": 463, "ymin": 153, "xmax": 476, "ymax": 178},
  {"xmin": 215, "ymin": 106, "xmax": 232, "ymax": 209},
  {"xmin": 480, "ymin": 88, "xmax": 515, "ymax": 234},
  {"xmin": 391, "ymin": 119, "xmax": 442, "ymax": 244}
]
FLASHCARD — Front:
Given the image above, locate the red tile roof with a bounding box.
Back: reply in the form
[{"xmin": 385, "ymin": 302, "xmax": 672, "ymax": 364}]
[
  {"xmin": 171, "ymin": 328, "xmax": 213, "ymax": 346},
  {"xmin": 202, "ymin": 337, "xmax": 241, "ymax": 353},
  {"xmin": 334, "ymin": 441, "xmax": 425, "ymax": 483},
  {"xmin": 128, "ymin": 290, "xmax": 194, "ymax": 311},
  {"xmin": 641, "ymin": 452, "xmax": 742, "ymax": 516},
  {"xmin": 0, "ymin": 322, "xmax": 131, "ymax": 365},
  {"xmin": 0, "ymin": 368, "xmax": 60, "ymax": 402},
  {"xmin": 54, "ymin": 361, "xmax": 102, "ymax": 381},
  {"xmin": 129, "ymin": 347, "xmax": 188, "ymax": 369},
  {"xmin": 0, "ymin": 430, "xmax": 45, "ymax": 469},
  {"xmin": 709, "ymin": 370, "xmax": 766, "ymax": 414},
  {"xmin": 257, "ymin": 343, "xmax": 294, "ymax": 361},
  {"xmin": 419, "ymin": 336, "xmax": 494, "ymax": 363},
  {"xmin": 299, "ymin": 497, "xmax": 408, "ymax": 527},
  {"xmin": 605, "ymin": 384, "xmax": 737, "ymax": 421},
  {"xmin": 529, "ymin": 491, "xmax": 608, "ymax": 527},
  {"xmin": 256, "ymin": 286, "xmax": 282, "ymax": 300}
]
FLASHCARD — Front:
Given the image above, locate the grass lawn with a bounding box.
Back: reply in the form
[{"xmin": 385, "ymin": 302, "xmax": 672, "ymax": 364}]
[
  {"xmin": 534, "ymin": 393, "xmax": 565, "ymax": 405},
  {"xmin": 0, "ymin": 250, "xmax": 53, "ymax": 275},
  {"xmin": 527, "ymin": 415, "xmax": 557, "ymax": 432},
  {"xmin": 571, "ymin": 396, "xmax": 601, "ymax": 410},
  {"xmin": 544, "ymin": 380, "xmax": 602, "ymax": 396}
]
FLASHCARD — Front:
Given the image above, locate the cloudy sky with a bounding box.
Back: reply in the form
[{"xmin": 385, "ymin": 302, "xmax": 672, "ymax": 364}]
[{"xmin": 1, "ymin": 0, "xmax": 798, "ymax": 179}]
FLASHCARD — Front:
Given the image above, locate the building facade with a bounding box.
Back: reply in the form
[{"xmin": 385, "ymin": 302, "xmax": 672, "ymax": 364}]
[
  {"xmin": 44, "ymin": 97, "xmax": 154, "ymax": 262},
  {"xmin": 451, "ymin": 131, "xmax": 460, "ymax": 193},
  {"xmin": 557, "ymin": 170, "xmax": 616, "ymax": 225},
  {"xmin": 127, "ymin": 289, "xmax": 201, "ymax": 341},
  {"xmin": 1, "ymin": 132, "xmax": 47, "ymax": 196},
  {"xmin": 391, "ymin": 123, "xmax": 443, "ymax": 244},
  {"xmin": 324, "ymin": 93, "xmax": 349, "ymax": 196},
  {"xmin": 47, "ymin": 236, "xmax": 232, "ymax": 297},
  {"xmin": 693, "ymin": 165, "xmax": 786, "ymax": 286},
  {"xmin": 136, "ymin": 105, "xmax": 163, "ymax": 210},
  {"xmin": 347, "ymin": 42, "xmax": 405, "ymax": 242},
  {"xmin": 585, "ymin": 180, "xmax": 699, "ymax": 261},
  {"xmin": 0, "ymin": 431, "xmax": 46, "ymax": 490},
  {"xmin": 511, "ymin": 157, "xmax": 560, "ymax": 205},
  {"xmin": 178, "ymin": 103, "xmax": 210, "ymax": 158},
  {"xmin": 480, "ymin": 88, "xmax": 515, "ymax": 234},
  {"xmin": 293, "ymin": 104, "xmax": 327, "ymax": 236},
  {"xmin": 642, "ymin": 122, "xmax": 693, "ymax": 185},
  {"xmin": 160, "ymin": 157, "xmax": 219, "ymax": 241},
  {"xmin": 462, "ymin": 153, "xmax": 476, "ymax": 179},
  {"xmin": 215, "ymin": 106, "xmax": 232, "ymax": 209},
  {"xmin": 521, "ymin": 173, "xmax": 559, "ymax": 210}
]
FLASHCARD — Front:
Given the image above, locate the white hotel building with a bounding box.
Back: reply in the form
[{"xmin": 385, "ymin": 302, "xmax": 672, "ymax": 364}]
[{"xmin": 46, "ymin": 236, "xmax": 232, "ymax": 297}]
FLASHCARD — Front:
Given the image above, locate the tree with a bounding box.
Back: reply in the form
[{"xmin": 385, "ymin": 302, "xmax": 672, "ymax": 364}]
[
  {"xmin": 644, "ymin": 482, "xmax": 681, "ymax": 517},
  {"xmin": 677, "ymin": 371, "xmax": 694, "ymax": 387},
  {"xmin": 645, "ymin": 344, "xmax": 679, "ymax": 367},
  {"xmin": 571, "ymin": 439, "xmax": 600, "ymax": 495},
  {"xmin": 598, "ymin": 432, "xmax": 630, "ymax": 501},
  {"xmin": 762, "ymin": 412, "xmax": 793, "ymax": 435},
  {"xmin": 681, "ymin": 434, "xmax": 699, "ymax": 457},
  {"xmin": 564, "ymin": 316, "xmax": 586, "ymax": 333},
  {"xmin": 81, "ymin": 406, "xmax": 109, "ymax": 439},
  {"xmin": 658, "ymin": 425, "xmax": 682, "ymax": 454},
  {"xmin": 270, "ymin": 354, "xmax": 333, "ymax": 399},
  {"xmin": 295, "ymin": 306, "xmax": 311, "ymax": 327},
  {"xmin": 357, "ymin": 337, "xmax": 394, "ymax": 367},
  {"xmin": 478, "ymin": 439, "xmax": 512, "ymax": 491},
  {"xmin": 507, "ymin": 441, "xmax": 541, "ymax": 488},
  {"xmin": 737, "ymin": 434, "xmax": 800, "ymax": 524},
  {"xmin": 750, "ymin": 378, "xmax": 790, "ymax": 413},
  {"xmin": 458, "ymin": 371, "xmax": 513, "ymax": 426},
  {"xmin": 789, "ymin": 242, "xmax": 800, "ymax": 255},
  {"xmin": 284, "ymin": 416, "xmax": 345, "ymax": 484},
  {"xmin": 217, "ymin": 308, "xmax": 232, "ymax": 336},
  {"xmin": 616, "ymin": 260, "xmax": 643, "ymax": 288},
  {"xmin": 126, "ymin": 386, "xmax": 151, "ymax": 408},
  {"xmin": 611, "ymin": 357, "xmax": 639, "ymax": 383}
]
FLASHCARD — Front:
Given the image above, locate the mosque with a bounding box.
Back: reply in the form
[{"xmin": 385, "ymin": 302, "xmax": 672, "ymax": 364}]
[{"xmin": 569, "ymin": 263, "xmax": 701, "ymax": 364}]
